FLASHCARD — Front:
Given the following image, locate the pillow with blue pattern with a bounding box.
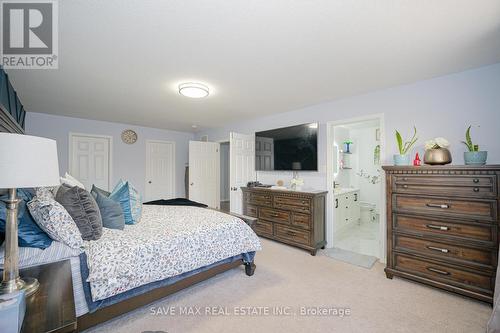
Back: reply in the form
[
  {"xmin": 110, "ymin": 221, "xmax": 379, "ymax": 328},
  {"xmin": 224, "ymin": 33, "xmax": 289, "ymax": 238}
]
[
  {"xmin": 0, "ymin": 189, "xmax": 53, "ymax": 249},
  {"xmin": 109, "ymin": 180, "xmax": 142, "ymax": 224}
]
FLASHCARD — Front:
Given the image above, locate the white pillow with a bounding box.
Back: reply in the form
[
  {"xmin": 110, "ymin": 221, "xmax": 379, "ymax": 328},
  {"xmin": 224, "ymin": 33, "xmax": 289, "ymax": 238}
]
[
  {"xmin": 60, "ymin": 172, "xmax": 85, "ymax": 189},
  {"xmin": 27, "ymin": 196, "xmax": 84, "ymax": 250}
]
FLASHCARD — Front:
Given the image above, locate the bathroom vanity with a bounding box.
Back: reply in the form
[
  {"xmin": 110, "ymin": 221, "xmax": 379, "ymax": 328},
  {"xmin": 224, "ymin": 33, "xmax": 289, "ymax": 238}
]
[{"xmin": 333, "ymin": 188, "xmax": 361, "ymax": 235}]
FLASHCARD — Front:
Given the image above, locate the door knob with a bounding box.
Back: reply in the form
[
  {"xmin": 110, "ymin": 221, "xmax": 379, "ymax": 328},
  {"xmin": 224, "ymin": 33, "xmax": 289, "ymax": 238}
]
[
  {"xmin": 190, "ymin": 182, "xmax": 194, "ymax": 186},
  {"xmin": 148, "ymin": 181, "xmax": 152, "ymax": 184}
]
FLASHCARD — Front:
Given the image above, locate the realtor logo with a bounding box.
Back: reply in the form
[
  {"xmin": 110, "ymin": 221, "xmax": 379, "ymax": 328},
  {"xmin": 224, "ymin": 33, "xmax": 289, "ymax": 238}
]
[{"xmin": 1, "ymin": 0, "xmax": 58, "ymax": 69}]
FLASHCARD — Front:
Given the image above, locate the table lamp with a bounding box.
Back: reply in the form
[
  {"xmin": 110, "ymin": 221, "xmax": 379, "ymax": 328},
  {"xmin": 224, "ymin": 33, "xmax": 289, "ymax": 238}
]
[{"xmin": 0, "ymin": 133, "xmax": 59, "ymax": 296}]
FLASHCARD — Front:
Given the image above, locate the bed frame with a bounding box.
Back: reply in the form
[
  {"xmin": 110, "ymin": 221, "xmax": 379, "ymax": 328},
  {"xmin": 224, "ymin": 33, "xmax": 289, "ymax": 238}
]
[{"xmin": 77, "ymin": 258, "xmax": 256, "ymax": 331}]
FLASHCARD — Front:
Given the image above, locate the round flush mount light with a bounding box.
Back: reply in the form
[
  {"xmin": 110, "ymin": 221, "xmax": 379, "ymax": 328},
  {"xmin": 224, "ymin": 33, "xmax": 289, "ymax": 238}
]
[{"xmin": 178, "ymin": 82, "xmax": 209, "ymax": 98}]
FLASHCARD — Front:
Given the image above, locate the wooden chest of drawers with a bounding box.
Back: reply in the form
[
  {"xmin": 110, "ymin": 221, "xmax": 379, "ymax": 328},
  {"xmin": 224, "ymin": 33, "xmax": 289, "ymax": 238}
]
[
  {"xmin": 241, "ymin": 187, "xmax": 327, "ymax": 255},
  {"xmin": 382, "ymin": 165, "xmax": 500, "ymax": 303}
]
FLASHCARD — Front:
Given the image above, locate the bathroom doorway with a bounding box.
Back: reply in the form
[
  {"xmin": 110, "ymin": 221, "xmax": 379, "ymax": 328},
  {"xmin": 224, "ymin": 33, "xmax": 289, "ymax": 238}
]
[{"xmin": 326, "ymin": 114, "xmax": 386, "ymax": 263}]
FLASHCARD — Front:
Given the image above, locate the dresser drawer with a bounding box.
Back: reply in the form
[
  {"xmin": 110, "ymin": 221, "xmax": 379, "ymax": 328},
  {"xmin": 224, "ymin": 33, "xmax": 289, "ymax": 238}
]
[
  {"xmin": 244, "ymin": 205, "xmax": 258, "ymax": 218},
  {"xmin": 395, "ymin": 254, "xmax": 493, "ymax": 292},
  {"xmin": 394, "ymin": 214, "xmax": 494, "ymax": 243},
  {"xmin": 254, "ymin": 219, "xmax": 273, "ymax": 237},
  {"xmin": 292, "ymin": 213, "xmax": 311, "ymax": 230},
  {"xmin": 247, "ymin": 193, "xmax": 272, "ymax": 207},
  {"xmin": 394, "ymin": 194, "xmax": 497, "ymax": 222},
  {"xmin": 395, "ymin": 235, "xmax": 494, "ymax": 267},
  {"xmin": 274, "ymin": 195, "xmax": 311, "ymax": 207},
  {"xmin": 259, "ymin": 207, "xmax": 290, "ymax": 224},
  {"xmin": 274, "ymin": 224, "xmax": 310, "ymax": 246},
  {"xmin": 392, "ymin": 175, "xmax": 497, "ymax": 198}
]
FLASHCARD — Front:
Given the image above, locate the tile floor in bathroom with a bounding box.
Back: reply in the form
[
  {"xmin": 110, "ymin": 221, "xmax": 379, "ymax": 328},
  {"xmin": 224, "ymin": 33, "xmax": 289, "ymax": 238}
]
[{"xmin": 335, "ymin": 219, "xmax": 380, "ymax": 258}]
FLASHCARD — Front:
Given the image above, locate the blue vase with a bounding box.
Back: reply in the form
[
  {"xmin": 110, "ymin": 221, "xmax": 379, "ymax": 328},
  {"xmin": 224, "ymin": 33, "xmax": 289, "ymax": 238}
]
[
  {"xmin": 393, "ymin": 154, "xmax": 410, "ymax": 166},
  {"xmin": 464, "ymin": 151, "xmax": 487, "ymax": 165}
]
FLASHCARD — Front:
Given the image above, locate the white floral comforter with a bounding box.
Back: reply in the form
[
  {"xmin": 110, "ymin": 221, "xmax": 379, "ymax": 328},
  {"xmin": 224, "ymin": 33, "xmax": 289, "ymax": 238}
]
[{"xmin": 84, "ymin": 205, "xmax": 261, "ymax": 301}]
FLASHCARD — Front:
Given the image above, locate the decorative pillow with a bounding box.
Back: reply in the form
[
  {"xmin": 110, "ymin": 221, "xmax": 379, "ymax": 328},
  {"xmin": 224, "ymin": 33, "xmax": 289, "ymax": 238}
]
[
  {"xmin": 109, "ymin": 180, "xmax": 142, "ymax": 224},
  {"xmin": 91, "ymin": 184, "xmax": 110, "ymax": 197},
  {"xmin": 35, "ymin": 187, "xmax": 57, "ymax": 200},
  {"xmin": 60, "ymin": 172, "xmax": 85, "ymax": 189},
  {"xmin": 91, "ymin": 190, "xmax": 125, "ymax": 230},
  {"xmin": 27, "ymin": 196, "xmax": 84, "ymax": 250},
  {"xmin": 0, "ymin": 189, "xmax": 52, "ymax": 249},
  {"xmin": 55, "ymin": 185, "xmax": 103, "ymax": 241}
]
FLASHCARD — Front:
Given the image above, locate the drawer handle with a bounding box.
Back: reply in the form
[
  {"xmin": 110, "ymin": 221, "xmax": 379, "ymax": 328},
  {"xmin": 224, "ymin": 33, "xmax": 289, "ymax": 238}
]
[
  {"xmin": 426, "ymin": 203, "xmax": 449, "ymax": 209},
  {"xmin": 335, "ymin": 198, "xmax": 339, "ymax": 208},
  {"xmin": 427, "ymin": 267, "xmax": 450, "ymax": 276},
  {"xmin": 473, "ymin": 178, "xmax": 480, "ymax": 183},
  {"xmin": 473, "ymin": 187, "xmax": 480, "ymax": 192},
  {"xmin": 286, "ymin": 231, "xmax": 296, "ymax": 236},
  {"xmin": 302, "ymin": 200, "xmax": 306, "ymax": 204},
  {"xmin": 272, "ymin": 213, "xmax": 280, "ymax": 217},
  {"xmin": 403, "ymin": 177, "xmax": 408, "ymax": 181},
  {"xmin": 426, "ymin": 224, "xmax": 449, "ymax": 231},
  {"xmin": 426, "ymin": 246, "xmax": 449, "ymax": 253},
  {"xmin": 403, "ymin": 185, "xmax": 408, "ymax": 189}
]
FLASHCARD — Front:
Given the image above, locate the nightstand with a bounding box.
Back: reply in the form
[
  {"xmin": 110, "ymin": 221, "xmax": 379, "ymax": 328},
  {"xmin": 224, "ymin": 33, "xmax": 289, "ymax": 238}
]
[{"xmin": 19, "ymin": 260, "xmax": 76, "ymax": 333}]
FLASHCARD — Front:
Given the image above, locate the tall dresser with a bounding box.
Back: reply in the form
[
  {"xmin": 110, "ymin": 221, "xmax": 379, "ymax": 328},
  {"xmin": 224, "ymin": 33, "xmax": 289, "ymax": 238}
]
[
  {"xmin": 241, "ymin": 187, "xmax": 327, "ymax": 255},
  {"xmin": 382, "ymin": 165, "xmax": 500, "ymax": 303}
]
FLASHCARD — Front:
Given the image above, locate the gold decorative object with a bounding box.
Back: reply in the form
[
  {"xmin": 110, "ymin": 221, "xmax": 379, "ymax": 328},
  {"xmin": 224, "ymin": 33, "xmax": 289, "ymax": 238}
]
[
  {"xmin": 121, "ymin": 129, "xmax": 138, "ymax": 144},
  {"xmin": 276, "ymin": 180, "xmax": 284, "ymax": 187},
  {"xmin": 424, "ymin": 148, "xmax": 452, "ymax": 165}
]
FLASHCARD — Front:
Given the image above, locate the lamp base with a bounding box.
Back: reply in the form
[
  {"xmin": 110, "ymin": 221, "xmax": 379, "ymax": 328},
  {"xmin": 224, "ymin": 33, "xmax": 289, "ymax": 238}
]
[{"xmin": 0, "ymin": 277, "xmax": 40, "ymax": 297}]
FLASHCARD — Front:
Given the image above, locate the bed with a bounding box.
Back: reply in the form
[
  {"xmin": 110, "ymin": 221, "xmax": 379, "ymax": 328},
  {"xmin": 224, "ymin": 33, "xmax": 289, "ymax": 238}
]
[{"xmin": 1, "ymin": 204, "xmax": 261, "ymax": 331}]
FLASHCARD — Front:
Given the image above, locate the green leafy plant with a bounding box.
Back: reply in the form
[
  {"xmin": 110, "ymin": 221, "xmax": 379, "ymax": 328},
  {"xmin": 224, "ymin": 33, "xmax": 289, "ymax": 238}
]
[
  {"xmin": 462, "ymin": 125, "xmax": 479, "ymax": 152},
  {"xmin": 395, "ymin": 126, "xmax": 418, "ymax": 155}
]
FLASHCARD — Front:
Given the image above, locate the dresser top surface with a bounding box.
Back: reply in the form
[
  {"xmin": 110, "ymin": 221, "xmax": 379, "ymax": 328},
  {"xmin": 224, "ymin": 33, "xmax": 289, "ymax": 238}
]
[
  {"xmin": 241, "ymin": 187, "xmax": 328, "ymax": 195},
  {"xmin": 382, "ymin": 165, "xmax": 500, "ymax": 172}
]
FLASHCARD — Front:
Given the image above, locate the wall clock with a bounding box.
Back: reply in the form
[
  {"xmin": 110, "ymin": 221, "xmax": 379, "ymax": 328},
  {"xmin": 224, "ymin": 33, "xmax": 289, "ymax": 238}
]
[{"xmin": 121, "ymin": 129, "xmax": 138, "ymax": 144}]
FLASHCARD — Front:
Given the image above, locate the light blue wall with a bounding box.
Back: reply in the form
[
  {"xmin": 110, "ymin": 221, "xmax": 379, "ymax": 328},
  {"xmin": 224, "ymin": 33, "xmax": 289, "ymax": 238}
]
[
  {"xmin": 197, "ymin": 63, "xmax": 500, "ymax": 189},
  {"xmin": 26, "ymin": 112, "xmax": 194, "ymax": 197}
]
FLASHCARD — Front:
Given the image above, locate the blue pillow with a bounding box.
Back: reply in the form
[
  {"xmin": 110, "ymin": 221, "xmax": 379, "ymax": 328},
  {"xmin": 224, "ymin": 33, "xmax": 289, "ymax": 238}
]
[
  {"xmin": 109, "ymin": 180, "xmax": 142, "ymax": 225},
  {"xmin": 0, "ymin": 189, "xmax": 53, "ymax": 249},
  {"xmin": 91, "ymin": 190, "xmax": 125, "ymax": 230}
]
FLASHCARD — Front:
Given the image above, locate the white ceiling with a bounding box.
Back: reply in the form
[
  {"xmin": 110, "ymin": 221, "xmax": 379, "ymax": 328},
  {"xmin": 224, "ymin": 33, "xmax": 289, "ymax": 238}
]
[{"xmin": 7, "ymin": 0, "xmax": 500, "ymax": 132}]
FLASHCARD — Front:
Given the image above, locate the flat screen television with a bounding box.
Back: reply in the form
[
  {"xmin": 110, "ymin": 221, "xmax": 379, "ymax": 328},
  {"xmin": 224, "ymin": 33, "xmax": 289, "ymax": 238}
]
[{"xmin": 255, "ymin": 123, "xmax": 318, "ymax": 171}]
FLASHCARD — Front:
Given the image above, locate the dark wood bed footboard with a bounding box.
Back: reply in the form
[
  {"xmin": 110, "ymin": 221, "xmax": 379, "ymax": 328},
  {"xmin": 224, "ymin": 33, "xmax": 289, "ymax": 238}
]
[{"xmin": 77, "ymin": 259, "xmax": 255, "ymax": 332}]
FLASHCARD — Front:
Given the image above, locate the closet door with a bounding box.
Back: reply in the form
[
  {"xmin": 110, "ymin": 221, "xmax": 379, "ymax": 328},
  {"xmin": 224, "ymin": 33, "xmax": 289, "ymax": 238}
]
[
  {"xmin": 189, "ymin": 141, "xmax": 220, "ymax": 208},
  {"xmin": 69, "ymin": 133, "xmax": 112, "ymax": 190}
]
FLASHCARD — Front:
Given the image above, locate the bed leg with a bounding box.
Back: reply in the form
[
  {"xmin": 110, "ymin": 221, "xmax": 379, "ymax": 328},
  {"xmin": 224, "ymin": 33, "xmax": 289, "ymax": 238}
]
[{"xmin": 244, "ymin": 261, "xmax": 256, "ymax": 276}]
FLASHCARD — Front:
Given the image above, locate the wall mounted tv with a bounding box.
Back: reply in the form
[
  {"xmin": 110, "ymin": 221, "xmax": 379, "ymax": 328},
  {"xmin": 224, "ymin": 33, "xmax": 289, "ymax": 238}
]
[{"xmin": 255, "ymin": 123, "xmax": 318, "ymax": 171}]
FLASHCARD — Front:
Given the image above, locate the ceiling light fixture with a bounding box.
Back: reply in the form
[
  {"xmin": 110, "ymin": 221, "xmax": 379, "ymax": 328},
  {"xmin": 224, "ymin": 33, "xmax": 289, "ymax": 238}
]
[{"xmin": 178, "ymin": 82, "xmax": 209, "ymax": 98}]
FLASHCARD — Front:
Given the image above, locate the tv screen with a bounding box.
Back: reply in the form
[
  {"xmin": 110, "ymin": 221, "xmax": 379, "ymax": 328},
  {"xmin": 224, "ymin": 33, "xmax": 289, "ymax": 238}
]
[{"xmin": 255, "ymin": 123, "xmax": 318, "ymax": 171}]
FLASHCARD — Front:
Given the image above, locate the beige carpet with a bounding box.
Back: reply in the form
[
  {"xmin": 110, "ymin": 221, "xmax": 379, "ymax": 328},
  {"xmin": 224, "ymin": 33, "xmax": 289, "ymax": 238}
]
[{"xmin": 85, "ymin": 238, "xmax": 491, "ymax": 333}]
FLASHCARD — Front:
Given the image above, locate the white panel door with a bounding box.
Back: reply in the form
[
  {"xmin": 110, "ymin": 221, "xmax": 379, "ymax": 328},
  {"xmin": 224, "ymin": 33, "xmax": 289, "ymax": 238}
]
[
  {"xmin": 70, "ymin": 134, "xmax": 111, "ymax": 190},
  {"xmin": 255, "ymin": 136, "xmax": 274, "ymax": 171},
  {"xmin": 189, "ymin": 141, "xmax": 220, "ymax": 208},
  {"xmin": 230, "ymin": 132, "xmax": 255, "ymax": 214},
  {"xmin": 145, "ymin": 140, "xmax": 175, "ymax": 201}
]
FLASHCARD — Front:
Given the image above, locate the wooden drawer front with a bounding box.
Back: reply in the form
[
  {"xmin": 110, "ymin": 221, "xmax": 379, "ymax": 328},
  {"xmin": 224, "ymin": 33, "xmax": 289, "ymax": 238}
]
[
  {"xmin": 244, "ymin": 205, "xmax": 258, "ymax": 218},
  {"xmin": 395, "ymin": 235, "xmax": 494, "ymax": 267},
  {"xmin": 292, "ymin": 213, "xmax": 311, "ymax": 230},
  {"xmin": 395, "ymin": 254, "xmax": 492, "ymax": 292},
  {"xmin": 274, "ymin": 196, "xmax": 311, "ymax": 213},
  {"xmin": 274, "ymin": 224, "xmax": 310, "ymax": 246},
  {"xmin": 393, "ymin": 175, "xmax": 497, "ymax": 198},
  {"xmin": 394, "ymin": 214, "xmax": 494, "ymax": 243},
  {"xmin": 394, "ymin": 195, "xmax": 496, "ymax": 222},
  {"xmin": 254, "ymin": 219, "xmax": 273, "ymax": 237},
  {"xmin": 259, "ymin": 207, "xmax": 290, "ymax": 224},
  {"xmin": 247, "ymin": 193, "xmax": 272, "ymax": 207}
]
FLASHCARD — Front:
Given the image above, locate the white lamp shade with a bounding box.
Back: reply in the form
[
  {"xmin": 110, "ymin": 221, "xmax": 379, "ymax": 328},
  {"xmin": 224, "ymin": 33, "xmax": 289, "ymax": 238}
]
[{"xmin": 0, "ymin": 133, "xmax": 60, "ymax": 189}]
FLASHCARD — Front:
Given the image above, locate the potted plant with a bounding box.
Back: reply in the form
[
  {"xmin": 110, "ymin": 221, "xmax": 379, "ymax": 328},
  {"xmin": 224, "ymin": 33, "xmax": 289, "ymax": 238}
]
[
  {"xmin": 394, "ymin": 127, "xmax": 417, "ymax": 166},
  {"xmin": 462, "ymin": 125, "xmax": 488, "ymax": 165},
  {"xmin": 424, "ymin": 137, "xmax": 452, "ymax": 165}
]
